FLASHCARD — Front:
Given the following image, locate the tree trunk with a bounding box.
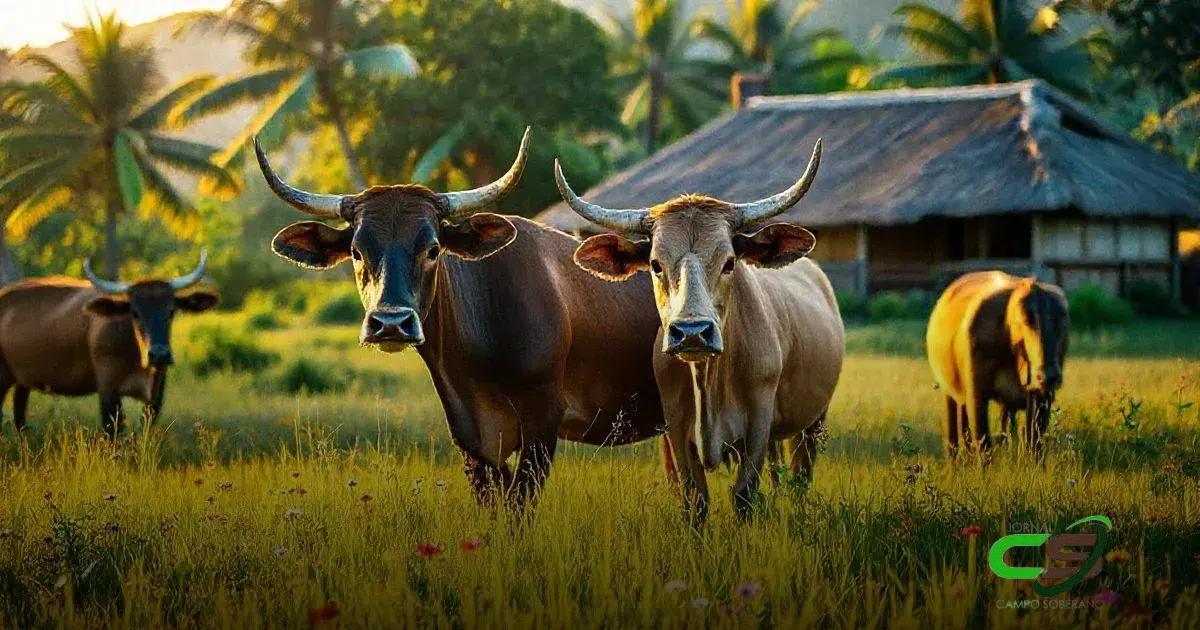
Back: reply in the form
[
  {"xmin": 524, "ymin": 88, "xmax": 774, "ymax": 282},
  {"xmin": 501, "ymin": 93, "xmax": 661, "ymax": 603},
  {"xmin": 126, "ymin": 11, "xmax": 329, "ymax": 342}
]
[
  {"xmin": 646, "ymin": 53, "xmax": 665, "ymax": 155},
  {"xmin": 105, "ymin": 196, "xmax": 121, "ymax": 279},
  {"xmin": 316, "ymin": 75, "xmax": 367, "ymax": 190}
]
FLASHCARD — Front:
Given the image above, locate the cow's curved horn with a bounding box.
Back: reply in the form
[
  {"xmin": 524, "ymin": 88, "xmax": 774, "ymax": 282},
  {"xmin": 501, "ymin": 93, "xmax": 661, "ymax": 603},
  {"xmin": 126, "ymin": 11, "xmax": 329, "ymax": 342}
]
[
  {"xmin": 83, "ymin": 259, "xmax": 131, "ymax": 293},
  {"xmin": 438, "ymin": 127, "xmax": 530, "ymax": 220},
  {"xmin": 255, "ymin": 137, "xmax": 345, "ymax": 220},
  {"xmin": 732, "ymin": 138, "xmax": 822, "ymax": 229},
  {"xmin": 168, "ymin": 249, "xmax": 208, "ymax": 290},
  {"xmin": 553, "ymin": 159, "xmax": 652, "ymax": 234}
]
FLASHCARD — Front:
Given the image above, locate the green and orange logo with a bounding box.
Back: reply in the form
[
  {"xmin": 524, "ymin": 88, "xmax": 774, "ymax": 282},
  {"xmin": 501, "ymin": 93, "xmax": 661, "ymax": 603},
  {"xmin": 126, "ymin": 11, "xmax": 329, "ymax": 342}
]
[{"xmin": 987, "ymin": 515, "xmax": 1112, "ymax": 597}]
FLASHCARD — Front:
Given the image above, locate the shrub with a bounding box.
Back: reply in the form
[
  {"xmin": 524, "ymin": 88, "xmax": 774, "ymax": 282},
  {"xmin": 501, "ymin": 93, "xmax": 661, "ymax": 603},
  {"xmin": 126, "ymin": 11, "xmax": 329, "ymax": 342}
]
[
  {"xmin": 272, "ymin": 358, "xmax": 347, "ymax": 395},
  {"xmin": 868, "ymin": 290, "xmax": 932, "ymax": 322},
  {"xmin": 311, "ymin": 286, "xmax": 363, "ymax": 325},
  {"xmin": 1126, "ymin": 278, "xmax": 1188, "ymax": 318},
  {"xmin": 186, "ymin": 325, "xmax": 279, "ymax": 377},
  {"xmin": 1068, "ymin": 283, "xmax": 1134, "ymax": 328},
  {"xmin": 836, "ymin": 292, "xmax": 868, "ymax": 320},
  {"xmin": 242, "ymin": 291, "xmax": 285, "ymax": 331}
]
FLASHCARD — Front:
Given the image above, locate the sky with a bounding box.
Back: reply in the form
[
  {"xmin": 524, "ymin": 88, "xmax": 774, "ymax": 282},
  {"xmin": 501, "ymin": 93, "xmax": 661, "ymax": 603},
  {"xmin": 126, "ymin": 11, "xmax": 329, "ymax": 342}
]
[{"xmin": 0, "ymin": 0, "xmax": 230, "ymax": 50}]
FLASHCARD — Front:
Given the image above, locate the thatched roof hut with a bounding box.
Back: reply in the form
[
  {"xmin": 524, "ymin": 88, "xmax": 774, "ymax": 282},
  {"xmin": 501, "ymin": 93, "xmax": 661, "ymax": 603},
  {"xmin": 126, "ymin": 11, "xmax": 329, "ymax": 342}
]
[{"xmin": 537, "ymin": 80, "xmax": 1200, "ymax": 297}]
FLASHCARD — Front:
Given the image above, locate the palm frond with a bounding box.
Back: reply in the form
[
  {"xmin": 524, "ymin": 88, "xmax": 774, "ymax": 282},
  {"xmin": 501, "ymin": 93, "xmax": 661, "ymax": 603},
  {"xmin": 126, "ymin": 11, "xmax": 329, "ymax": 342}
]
[
  {"xmin": 411, "ymin": 122, "xmax": 465, "ymax": 184},
  {"xmin": 893, "ymin": 3, "xmax": 980, "ymax": 56},
  {"xmin": 131, "ymin": 148, "xmax": 199, "ymax": 239},
  {"xmin": 5, "ymin": 187, "xmax": 73, "ymax": 240},
  {"xmin": 113, "ymin": 129, "xmax": 144, "ymax": 211},
  {"xmin": 340, "ymin": 44, "xmax": 420, "ymax": 80},
  {"xmin": 0, "ymin": 153, "xmax": 82, "ymax": 208},
  {"xmin": 173, "ymin": 68, "xmax": 298, "ymax": 126},
  {"xmin": 143, "ymin": 135, "xmax": 241, "ymax": 198},
  {"xmin": 130, "ymin": 74, "xmax": 215, "ymax": 130},
  {"xmin": 13, "ymin": 53, "xmax": 98, "ymax": 120},
  {"xmin": 215, "ymin": 70, "xmax": 316, "ymax": 168},
  {"xmin": 886, "ymin": 24, "xmax": 975, "ymax": 61},
  {"xmin": 0, "ymin": 128, "xmax": 91, "ymax": 160},
  {"xmin": 869, "ymin": 61, "xmax": 989, "ymax": 87}
]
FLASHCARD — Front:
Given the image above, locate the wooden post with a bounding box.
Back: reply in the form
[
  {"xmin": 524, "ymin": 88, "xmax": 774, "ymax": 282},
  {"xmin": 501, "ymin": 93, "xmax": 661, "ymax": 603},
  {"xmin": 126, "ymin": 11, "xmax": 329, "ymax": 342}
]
[
  {"xmin": 856, "ymin": 224, "xmax": 869, "ymax": 296},
  {"xmin": 1170, "ymin": 217, "xmax": 1181, "ymax": 300},
  {"xmin": 1030, "ymin": 214, "xmax": 1044, "ymax": 280}
]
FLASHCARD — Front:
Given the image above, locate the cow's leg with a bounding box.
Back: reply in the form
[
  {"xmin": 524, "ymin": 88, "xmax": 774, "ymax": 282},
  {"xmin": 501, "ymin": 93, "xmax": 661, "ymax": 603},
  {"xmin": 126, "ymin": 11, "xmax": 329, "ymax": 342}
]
[
  {"xmin": 964, "ymin": 384, "xmax": 991, "ymax": 454},
  {"xmin": 790, "ymin": 412, "xmax": 826, "ymax": 483},
  {"xmin": 767, "ymin": 440, "xmax": 784, "ymax": 485},
  {"xmin": 665, "ymin": 431, "xmax": 709, "ymax": 526},
  {"xmin": 99, "ymin": 392, "xmax": 124, "ymax": 439},
  {"xmin": 12, "ymin": 386, "xmax": 29, "ymax": 431},
  {"xmin": 732, "ymin": 407, "xmax": 773, "ymax": 522},
  {"xmin": 508, "ymin": 393, "xmax": 562, "ymax": 509},
  {"xmin": 998, "ymin": 406, "xmax": 1016, "ymax": 445},
  {"xmin": 463, "ymin": 452, "xmax": 511, "ymax": 507},
  {"xmin": 142, "ymin": 368, "xmax": 167, "ymax": 429},
  {"xmin": 661, "ymin": 436, "xmax": 680, "ymax": 485},
  {"xmin": 943, "ymin": 395, "xmax": 960, "ymax": 458}
]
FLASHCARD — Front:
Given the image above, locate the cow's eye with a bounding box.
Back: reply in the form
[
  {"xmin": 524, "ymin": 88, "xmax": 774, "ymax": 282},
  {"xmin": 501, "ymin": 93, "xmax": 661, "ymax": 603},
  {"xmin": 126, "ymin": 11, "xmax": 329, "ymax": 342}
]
[
  {"xmin": 721, "ymin": 258, "xmax": 736, "ymax": 274},
  {"xmin": 351, "ymin": 248, "xmax": 363, "ymax": 262},
  {"xmin": 426, "ymin": 244, "xmax": 441, "ymax": 260},
  {"xmin": 650, "ymin": 259, "xmax": 663, "ymax": 275}
]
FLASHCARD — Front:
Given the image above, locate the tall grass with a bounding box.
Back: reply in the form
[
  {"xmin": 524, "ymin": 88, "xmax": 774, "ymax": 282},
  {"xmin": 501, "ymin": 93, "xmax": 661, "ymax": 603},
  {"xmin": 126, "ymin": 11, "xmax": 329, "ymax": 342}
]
[{"xmin": 0, "ymin": 312, "xmax": 1197, "ymax": 626}]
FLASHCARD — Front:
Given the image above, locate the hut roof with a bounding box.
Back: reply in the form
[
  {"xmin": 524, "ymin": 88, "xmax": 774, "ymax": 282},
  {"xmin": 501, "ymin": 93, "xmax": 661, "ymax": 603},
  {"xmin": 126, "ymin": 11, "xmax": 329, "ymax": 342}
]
[{"xmin": 537, "ymin": 80, "xmax": 1200, "ymax": 232}]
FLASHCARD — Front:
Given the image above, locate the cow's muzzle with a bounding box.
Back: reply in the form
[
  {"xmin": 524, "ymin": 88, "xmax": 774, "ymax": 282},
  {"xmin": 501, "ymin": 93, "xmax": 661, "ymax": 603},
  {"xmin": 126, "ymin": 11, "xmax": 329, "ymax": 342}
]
[
  {"xmin": 362, "ymin": 308, "xmax": 424, "ymax": 351},
  {"xmin": 664, "ymin": 319, "xmax": 722, "ymax": 361},
  {"xmin": 147, "ymin": 344, "xmax": 174, "ymax": 366}
]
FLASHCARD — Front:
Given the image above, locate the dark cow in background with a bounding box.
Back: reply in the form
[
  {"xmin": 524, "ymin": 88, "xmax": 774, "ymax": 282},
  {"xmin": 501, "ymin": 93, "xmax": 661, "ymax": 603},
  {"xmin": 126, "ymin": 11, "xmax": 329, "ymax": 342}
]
[
  {"xmin": 555, "ymin": 141, "xmax": 844, "ymax": 523},
  {"xmin": 0, "ymin": 252, "xmax": 217, "ymax": 437},
  {"xmin": 258, "ymin": 129, "xmax": 666, "ymax": 507},
  {"xmin": 926, "ymin": 271, "xmax": 1069, "ymax": 456}
]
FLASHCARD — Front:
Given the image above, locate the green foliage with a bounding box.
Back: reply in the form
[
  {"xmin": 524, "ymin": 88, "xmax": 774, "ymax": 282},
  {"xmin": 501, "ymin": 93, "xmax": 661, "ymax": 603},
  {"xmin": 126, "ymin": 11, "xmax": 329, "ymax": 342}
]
[
  {"xmin": 180, "ymin": 0, "xmax": 418, "ymax": 187},
  {"xmin": 873, "ymin": 0, "xmax": 1106, "ymax": 96},
  {"xmin": 607, "ymin": 0, "xmax": 727, "ymax": 153},
  {"xmin": 311, "ymin": 285, "xmax": 363, "ymax": 325},
  {"xmin": 1067, "ymin": 283, "xmax": 1135, "ymax": 328},
  {"xmin": 836, "ymin": 291, "xmax": 869, "ymax": 320},
  {"xmin": 242, "ymin": 290, "xmax": 286, "ymax": 330},
  {"xmin": 695, "ymin": 0, "xmax": 864, "ymax": 94},
  {"xmin": 268, "ymin": 357, "xmax": 348, "ymax": 394},
  {"xmin": 1126, "ymin": 278, "xmax": 1189, "ymax": 318},
  {"xmin": 185, "ymin": 324, "xmax": 280, "ymax": 376},
  {"xmin": 342, "ymin": 0, "xmax": 617, "ymax": 216},
  {"xmin": 868, "ymin": 290, "xmax": 932, "ymax": 322},
  {"xmin": 1085, "ymin": 0, "xmax": 1200, "ymax": 101},
  {"xmin": 0, "ymin": 13, "xmax": 235, "ymax": 275}
]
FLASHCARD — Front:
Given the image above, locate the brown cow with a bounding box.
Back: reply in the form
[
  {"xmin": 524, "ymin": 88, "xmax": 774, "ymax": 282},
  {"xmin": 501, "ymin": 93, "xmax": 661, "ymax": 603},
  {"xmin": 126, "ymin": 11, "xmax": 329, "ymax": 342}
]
[
  {"xmin": 926, "ymin": 271, "xmax": 1069, "ymax": 456},
  {"xmin": 257, "ymin": 129, "xmax": 666, "ymax": 507},
  {"xmin": 555, "ymin": 140, "xmax": 844, "ymax": 522},
  {"xmin": 0, "ymin": 252, "xmax": 218, "ymax": 436}
]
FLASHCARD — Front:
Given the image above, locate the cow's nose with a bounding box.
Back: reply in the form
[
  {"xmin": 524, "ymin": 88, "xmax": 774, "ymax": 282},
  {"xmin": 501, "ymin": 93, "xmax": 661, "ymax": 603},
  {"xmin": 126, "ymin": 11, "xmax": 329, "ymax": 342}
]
[
  {"xmin": 148, "ymin": 344, "xmax": 174, "ymax": 366},
  {"xmin": 664, "ymin": 319, "xmax": 722, "ymax": 355},
  {"xmin": 364, "ymin": 308, "xmax": 423, "ymax": 345},
  {"xmin": 1044, "ymin": 371, "xmax": 1062, "ymax": 391}
]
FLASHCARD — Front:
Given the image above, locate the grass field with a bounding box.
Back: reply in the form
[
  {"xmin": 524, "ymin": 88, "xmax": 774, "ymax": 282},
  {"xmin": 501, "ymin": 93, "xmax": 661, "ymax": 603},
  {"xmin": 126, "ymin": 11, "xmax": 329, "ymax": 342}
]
[{"xmin": 0, "ymin": 313, "xmax": 1198, "ymax": 627}]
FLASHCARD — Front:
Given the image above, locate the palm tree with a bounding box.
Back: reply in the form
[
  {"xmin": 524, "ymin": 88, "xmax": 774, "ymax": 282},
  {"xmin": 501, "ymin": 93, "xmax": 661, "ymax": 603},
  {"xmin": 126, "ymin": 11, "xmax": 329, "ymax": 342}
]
[
  {"xmin": 178, "ymin": 0, "xmax": 418, "ymax": 189},
  {"xmin": 873, "ymin": 0, "xmax": 1105, "ymax": 96},
  {"xmin": 696, "ymin": 0, "xmax": 862, "ymax": 93},
  {"xmin": 608, "ymin": 0, "xmax": 726, "ymax": 154},
  {"xmin": 0, "ymin": 13, "xmax": 237, "ymax": 277}
]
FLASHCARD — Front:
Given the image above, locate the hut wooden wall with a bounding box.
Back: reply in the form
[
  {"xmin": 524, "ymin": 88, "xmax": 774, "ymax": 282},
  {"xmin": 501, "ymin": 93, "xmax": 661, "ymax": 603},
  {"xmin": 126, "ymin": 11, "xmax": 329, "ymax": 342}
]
[{"xmin": 1039, "ymin": 217, "xmax": 1173, "ymax": 292}]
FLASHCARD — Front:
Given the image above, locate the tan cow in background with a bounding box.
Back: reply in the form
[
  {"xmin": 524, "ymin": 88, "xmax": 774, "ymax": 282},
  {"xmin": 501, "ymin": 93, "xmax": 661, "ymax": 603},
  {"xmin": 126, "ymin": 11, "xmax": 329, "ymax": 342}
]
[
  {"xmin": 554, "ymin": 141, "xmax": 843, "ymax": 523},
  {"xmin": 926, "ymin": 271, "xmax": 1069, "ymax": 456}
]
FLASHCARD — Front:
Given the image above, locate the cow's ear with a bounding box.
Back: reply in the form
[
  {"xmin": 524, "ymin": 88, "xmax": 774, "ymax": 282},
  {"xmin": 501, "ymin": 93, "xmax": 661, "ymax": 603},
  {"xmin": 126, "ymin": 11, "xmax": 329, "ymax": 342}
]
[
  {"xmin": 85, "ymin": 296, "xmax": 131, "ymax": 317},
  {"xmin": 733, "ymin": 223, "xmax": 815, "ymax": 268},
  {"xmin": 272, "ymin": 221, "xmax": 353, "ymax": 269},
  {"xmin": 573, "ymin": 234, "xmax": 651, "ymax": 281},
  {"xmin": 176, "ymin": 291, "xmax": 220, "ymax": 312},
  {"xmin": 441, "ymin": 213, "xmax": 517, "ymax": 261}
]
